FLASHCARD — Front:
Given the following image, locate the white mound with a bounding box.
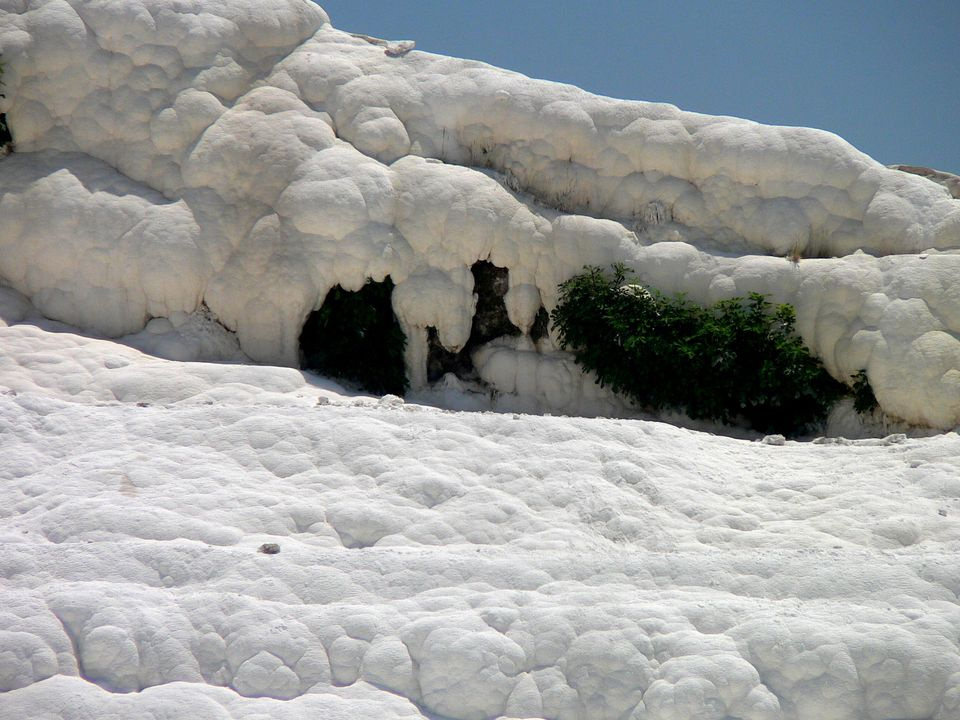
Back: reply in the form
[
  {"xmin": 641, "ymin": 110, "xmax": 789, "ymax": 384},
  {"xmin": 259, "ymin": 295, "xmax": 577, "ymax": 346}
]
[
  {"xmin": 1, "ymin": 5, "xmax": 960, "ymax": 713},
  {"xmin": 1, "ymin": 0, "xmax": 959, "ymax": 427},
  {"xmin": 1, "ymin": 285, "xmax": 960, "ymax": 720}
]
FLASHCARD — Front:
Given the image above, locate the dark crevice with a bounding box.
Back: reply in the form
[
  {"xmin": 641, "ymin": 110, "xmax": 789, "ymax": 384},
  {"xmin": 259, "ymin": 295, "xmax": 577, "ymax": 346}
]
[
  {"xmin": 530, "ymin": 306, "xmax": 550, "ymax": 342},
  {"xmin": 426, "ymin": 261, "xmax": 524, "ymax": 384},
  {"xmin": 427, "ymin": 326, "xmax": 477, "ymax": 383},
  {"xmin": 0, "ymin": 113, "xmax": 12, "ymax": 149},
  {"xmin": 299, "ymin": 277, "xmax": 408, "ymax": 396},
  {"xmin": 470, "ymin": 260, "xmax": 521, "ymax": 345}
]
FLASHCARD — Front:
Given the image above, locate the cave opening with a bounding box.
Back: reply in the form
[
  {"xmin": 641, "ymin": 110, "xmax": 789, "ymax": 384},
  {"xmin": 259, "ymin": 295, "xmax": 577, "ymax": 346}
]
[
  {"xmin": 0, "ymin": 114, "xmax": 12, "ymax": 149},
  {"xmin": 426, "ymin": 260, "xmax": 530, "ymax": 383},
  {"xmin": 299, "ymin": 277, "xmax": 408, "ymax": 396},
  {"xmin": 530, "ymin": 305, "xmax": 550, "ymax": 343}
]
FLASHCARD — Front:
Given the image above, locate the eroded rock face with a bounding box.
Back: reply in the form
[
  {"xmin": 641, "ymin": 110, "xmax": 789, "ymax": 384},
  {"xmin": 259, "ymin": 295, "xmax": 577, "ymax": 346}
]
[
  {"xmin": 1, "ymin": 0, "xmax": 959, "ymax": 426},
  {"xmin": 891, "ymin": 164, "xmax": 960, "ymax": 199}
]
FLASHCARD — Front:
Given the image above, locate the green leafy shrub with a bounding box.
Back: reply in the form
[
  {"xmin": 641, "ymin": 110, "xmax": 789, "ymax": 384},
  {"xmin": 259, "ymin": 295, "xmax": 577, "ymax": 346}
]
[
  {"xmin": 299, "ymin": 277, "xmax": 408, "ymax": 396},
  {"xmin": 552, "ymin": 264, "xmax": 846, "ymax": 434}
]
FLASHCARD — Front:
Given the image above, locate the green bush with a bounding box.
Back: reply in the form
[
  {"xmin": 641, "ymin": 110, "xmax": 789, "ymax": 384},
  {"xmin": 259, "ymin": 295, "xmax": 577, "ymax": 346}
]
[
  {"xmin": 552, "ymin": 264, "xmax": 846, "ymax": 434},
  {"xmin": 299, "ymin": 278, "xmax": 408, "ymax": 396}
]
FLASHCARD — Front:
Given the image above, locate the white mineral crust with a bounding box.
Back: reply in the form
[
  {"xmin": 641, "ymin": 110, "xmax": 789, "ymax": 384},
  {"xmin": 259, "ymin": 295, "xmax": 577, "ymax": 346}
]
[
  {"xmin": 1, "ymin": 0, "xmax": 960, "ymax": 427},
  {"xmin": 1, "ymin": 5, "xmax": 960, "ymax": 715},
  {"xmin": 1, "ymin": 291, "xmax": 960, "ymax": 720}
]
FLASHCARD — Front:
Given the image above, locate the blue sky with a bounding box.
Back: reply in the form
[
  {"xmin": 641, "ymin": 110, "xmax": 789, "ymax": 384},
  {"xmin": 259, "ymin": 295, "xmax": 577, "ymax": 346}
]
[{"xmin": 318, "ymin": 1, "xmax": 960, "ymax": 174}]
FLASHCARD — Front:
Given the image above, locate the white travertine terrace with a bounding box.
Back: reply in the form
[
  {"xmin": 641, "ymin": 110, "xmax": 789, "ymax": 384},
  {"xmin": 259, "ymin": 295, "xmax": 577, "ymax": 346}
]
[
  {"xmin": 1, "ymin": 313, "xmax": 960, "ymax": 720},
  {"xmin": 3, "ymin": 5, "xmax": 960, "ymax": 719},
  {"xmin": 1, "ymin": 0, "xmax": 959, "ymax": 427}
]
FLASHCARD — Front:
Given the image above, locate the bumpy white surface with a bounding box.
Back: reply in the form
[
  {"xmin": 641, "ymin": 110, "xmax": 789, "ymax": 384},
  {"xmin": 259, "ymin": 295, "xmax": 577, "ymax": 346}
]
[
  {"xmin": 2, "ymin": 288, "xmax": 960, "ymax": 720},
  {"xmin": 1, "ymin": 0, "xmax": 959, "ymax": 428}
]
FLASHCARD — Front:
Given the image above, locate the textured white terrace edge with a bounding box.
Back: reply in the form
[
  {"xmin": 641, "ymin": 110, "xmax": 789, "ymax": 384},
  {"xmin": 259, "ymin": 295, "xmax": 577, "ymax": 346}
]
[
  {"xmin": 1, "ymin": 0, "xmax": 959, "ymax": 427},
  {"xmin": 1, "ymin": 309, "xmax": 960, "ymax": 720}
]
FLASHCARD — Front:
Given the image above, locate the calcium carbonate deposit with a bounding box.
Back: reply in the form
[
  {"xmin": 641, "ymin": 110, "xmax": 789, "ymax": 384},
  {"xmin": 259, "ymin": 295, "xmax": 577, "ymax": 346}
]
[
  {"xmin": 1, "ymin": 2, "xmax": 960, "ymax": 719},
  {"xmin": 1, "ymin": 0, "xmax": 959, "ymax": 427}
]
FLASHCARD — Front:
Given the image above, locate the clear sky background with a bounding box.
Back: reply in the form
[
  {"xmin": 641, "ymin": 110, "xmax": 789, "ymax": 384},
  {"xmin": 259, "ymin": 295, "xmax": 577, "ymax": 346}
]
[{"xmin": 317, "ymin": 1, "xmax": 960, "ymax": 174}]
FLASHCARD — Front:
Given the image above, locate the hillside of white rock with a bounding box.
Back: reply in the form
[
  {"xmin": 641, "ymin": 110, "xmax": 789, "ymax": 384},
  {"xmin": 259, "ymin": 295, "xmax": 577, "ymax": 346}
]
[
  {"xmin": 1, "ymin": 0, "xmax": 959, "ymax": 428},
  {"xmin": 2, "ymin": 288, "xmax": 960, "ymax": 720},
  {"xmin": 1, "ymin": 2, "xmax": 960, "ymax": 719}
]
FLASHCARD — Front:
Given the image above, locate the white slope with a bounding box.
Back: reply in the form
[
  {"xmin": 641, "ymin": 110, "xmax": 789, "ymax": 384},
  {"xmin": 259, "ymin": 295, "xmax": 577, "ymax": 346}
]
[
  {"xmin": 0, "ymin": 2, "xmax": 959, "ymax": 713},
  {"xmin": 2, "ymin": 290, "xmax": 960, "ymax": 720},
  {"xmin": 1, "ymin": 0, "xmax": 960, "ymax": 427}
]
